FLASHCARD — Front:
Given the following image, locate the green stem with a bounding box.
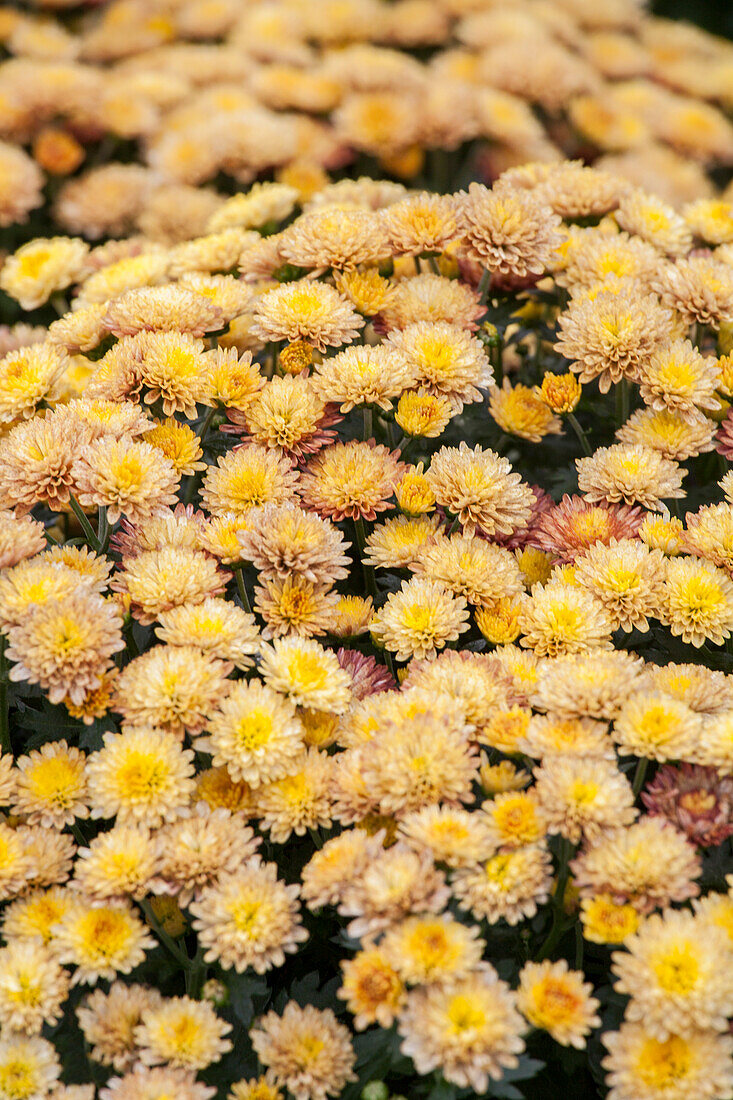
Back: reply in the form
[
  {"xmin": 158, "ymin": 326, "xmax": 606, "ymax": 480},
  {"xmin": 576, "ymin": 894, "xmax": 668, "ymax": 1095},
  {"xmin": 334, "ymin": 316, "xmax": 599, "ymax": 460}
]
[
  {"xmin": 477, "ymin": 268, "xmax": 492, "ymax": 305},
  {"xmin": 96, "ymin": 507, "xmax": 109, "ymax": 555},
  {"xmin": 185, "ymin": 944, "xmax": 207, "ymax": 999},
  {"xmin": 448, "ymin": 515, "xmax": 462, "ymax": 536},
  {"xmin": 0, "ymin": 636, "xmax": 9, "ymax": 756},
  {"xmin": 362, "ymin": 406, "xmax": 373, "ymax": 441},
  {"xmin": 632, "ymin": 757, "xmax": 649, "ymax": 798},
  {"xmin": 384, "ymin": 648, "xmax": 397, "ymax": 683},
  {"xmin": 426, "ymin": 255, "xmax": 441, "ymax": 275},
  {"xmin": 575, "ymin": 924, "xmax": 584, "ymax": 970},
  {"xmin": 233, "ymin": 565, "xmax": 252, "ymax": 615},
  {"xmin": 536, "ymin": 837, "xmax": 574, "ymax": 961},
  {"xmin": 308, "ymin": 827, "xmax": 324, "ymax": 850},
  {"xmin": 197, "ymin": 405, "xmax": 218, "ymax": 449},
  {"xmin": 68, "ymin": 494, "xmax": 100, "ymax": 551},
  {"xmin": 123, "ymin": 618, "xmax": 140, "ymax": 658},
  {"xmin": 615, "ymin": 378, "xmax": 630, "ymax": 428},
  {"xmin": 139, "ymin": 899, "xmax": 190, "ymax": 968},
  {"xmin": 566, "ymin": 412, "xmax": 592, "ymax": 456}
]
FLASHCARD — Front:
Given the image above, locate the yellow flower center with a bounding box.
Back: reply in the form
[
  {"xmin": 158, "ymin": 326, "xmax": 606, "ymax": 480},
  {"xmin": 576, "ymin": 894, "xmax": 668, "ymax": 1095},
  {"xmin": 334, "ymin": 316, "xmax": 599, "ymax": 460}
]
[
  {"xmin": 79, "ymin": 910, "xmax": 132, "ymax": 960},
  {"xmin": 235, "ymin": 711, "xmax": 274, "ymax": 750},
  {"xmin": 530, "ymin": 977, "xmax": 583, "ymax": 1027},
  {"xmin": 17, "ymin": 249, "xmax": 52, "ymax": 281},
  {"xmin": 26, "ymin": 756, "xmax": 79, "ymax": 806},
  {"xmin": 569, "ymin": 779, "xmax": 599, "ymax": 806},
  {"xmin": 115, "ymin": 752, "xmax": 167, "ymax": 800},
  {"xmin": 636, "ymin": 1035, "xmax": 692, "ymax": 1088},
  {"xmin": 0, "ymin": 1059, "xmax": 38, "ymax": 1100},
  {"xmin": 447, "ymin": 993, "xmax": 486, "ymax": 1034},
  {"xmin": 653, "ymin": 944, "xmax": 700, "ymax": 994}
]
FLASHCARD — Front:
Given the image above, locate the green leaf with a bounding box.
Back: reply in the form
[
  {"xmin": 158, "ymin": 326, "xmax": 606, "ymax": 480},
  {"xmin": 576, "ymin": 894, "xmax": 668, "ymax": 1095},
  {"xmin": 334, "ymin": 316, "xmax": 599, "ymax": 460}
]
[{"xmin": 226, "ymin": 973, "xmax": 268, "ymax": 1027}]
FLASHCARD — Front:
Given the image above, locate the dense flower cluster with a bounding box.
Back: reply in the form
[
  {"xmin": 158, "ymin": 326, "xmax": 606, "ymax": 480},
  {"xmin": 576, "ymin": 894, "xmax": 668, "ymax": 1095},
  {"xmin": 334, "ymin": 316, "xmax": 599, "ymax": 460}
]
[{"xmin": 0, "ymin": 3, "xmax": 732, "ymax": 1100}]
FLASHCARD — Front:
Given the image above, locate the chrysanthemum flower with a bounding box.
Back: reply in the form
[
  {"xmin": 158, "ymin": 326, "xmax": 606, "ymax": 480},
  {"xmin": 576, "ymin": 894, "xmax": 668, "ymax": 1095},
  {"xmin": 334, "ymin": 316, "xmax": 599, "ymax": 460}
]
[
  {"xmin": 479, "ymin": 706, "xmax": 531, "ymax": 753},
  {"xmin": 398, "ymin": 968, "xmax": 525, "ymax": 1091},
  {"xmin": 0, "ymin": 1035, "xmax": 60, "ymax": 1100},
  {"xmin": 72, "ymin": 436, "xmax": 180, "ymax": 526},
  {"xmin": 228, "ymin": 1073, "xmax": 283, "ymax": 1100},
  {"xmin": 1, "ymin": 237, "xmax": 88, "ymax": 311},
  {"xmin": 652, "ymin": 255, "xmax": 733, "ymax": 328},
  {"xmin": 333, "ymin": 268, "xmax": 395, "ymax": 318},
  {"xmin": 144, "ymin": 418, "xmax": 205, "ymax": 476},
  {"xmin": 517, "ymin": 959, "xmax": 600, "ymax": 1049},
  {"xmin": 112, "ymin": 546, "xmax": 227, "ymax": 625},
  {"xmin": 395, "ymin": 461, "xmax": 437, "ymax": 515},
  {"xmin": 135, "ymin": 996, "xmax": 232, "ymax": 1071},
  {"xmin": 648, "ymin": 662, "xmax": 733, "ymax": 715},
  {"xmin": 534, "ymin": 756, "xmax": 636, "ymax": 843},
  {"xmin": 100, "ymin": 1066, "xmax": 215, "ymax": 1100},
  {"xmin": 395, "ymin": 389, "xmax": 454, "ymax": 437},
  {"xmin": 12, "ymin": 741, "xmax": 88, "ymax": 829},
  {"xmin": 155, "ymin": 597, "xmax": 259, "ymax": 669},
  {"xmin": 104, "ymin": 285, "xmax": 225, "ymax": 338},
  {"xmin": 206, "ymin": 346, "xmax": 264, "ymax": 410},
  {"xmin": 398, "ymin": 804, "xmax": 496, "ymax": 868},
  {"xmin": 256, "ymin": 749, "xmax": 333, "ymax": 843},
  {"xmin": 190, "ymin": 857, "xmax": 307, "ymax": 974},
  {"xmin": 490, "ymin": 380, "xmax": 563, "ymax": 442},
  {"xmin": 570, "ymin": 818, "xmax": 701, "ymax": 914},
  {"xmin": 77, "ymin": 983, "xmax": 163, "ymax": 1073},
  {"xmin": 1, "ymin": 886, "xmax": 72, "ymax": 947},
  {"xmin": 227, "ymin": 374, "xmax": 339, "ymax": 459},
  {"xmin": 254, "ymin": 573, "xmax": 339, "ymax": 639},
  {"xmin": 661, "ymin": 556, "xmax": 733, "ymax": 647},
  {"xmin": 0, "ymin": 511, "xmax": 45, "ymax": 569},
  {"xmin": 386, "ymin": 321, "xmax": 491, "ymax": 412},
  {"xmin": 0, "ymin": 342, "xmax": 68, "ymax": 423},
  {"xmin": 426, "ymin": 442, "xmax": 535, "ymax": 538},
  {"xmin": 643, "ymin": 763, "xmax": 733, "ymax": 846},
  {"xmin": 520, "ymin": 715, "xmax": 614, "ymax": 760},
  {"xmin": 371, "ymin": 576, "xmax": 470, "ymax": 662},
  {"xmin": 381, "ymin": 912, "xmax": 484, "ymax": 987},
  {"xmin": 519, "ymin": 581, "xmax": 613, "ymax": 658},
  {"xmin": 208, "ymin": 184, "xmax": 298, "ymax": 233},
  {"xmin": 19, "ymin": 825, "xmax": 74, "ymax": 891},
  {"xmin": 602, "ymin": 1023, "xmax": 733, "ymax": 1100},
  {"xmin": 250, "ymin": 1003, "xmax": 356, "ymax": 1100},
  {"xmin": 110, "ymin": 504, "xmax": 205, "ymax": 558},
  {"xmin": 201, "ymin": 443, "xmax": 300, "ymax": 517},
  {"xmin": 260, "ymin": 636, "xmax": 352, "ymax": 713},
  {"xmin": 618, "ymin": 406, "xmax": 717, "ymax": 461},
  {"xmin": 577, "ymin": 443, "xmax": 685, "ymax": 511},
  {"xmin": 364, "ymin": 514, "xmax": 441, "ymax": 569},
  {"xmin": 637, "ymin": 338, "xmax": 720, "ymax": 421},
  {"xmin": 338, "ymin": 842, "xmax": 449, "ymax": 939},
  {"xmin": 573, "ymin": 538, "xmax": 666, "ymax": 632},
  {"xmin": 360, "ymin": 704, "xmax": 478, "ymax": 817},
  {"xmin": 338, "ymin": 947, "xmax": 406, "ymax": 1031},
  {"xmin": 580, "ymin": 895, "xmax": 640, "ymax": 945},
  {"xmin": 684, "ymin": 501, "xmax": 733, "ymax": 573},
  {"xmin": 613, "ymin": 692, "xmax": 701, "ymax": 762},
  {"xmin": 253, "ymin": 282, "xmax": 364, "ymax": 351},
  {"xmin": 199, "ymin": 679, "xmax": 304, "ymax": 787},
  {"xmin": 381, "ymin": 192, "xmax": 459, "ymax": 256},
  {"xmin": 639, "ymin": 512, "xmax": 686, "ymax": 555},
  {"xmin": 377, "ymin": 272, "xmax": 483, "ymax": 332},
  {"xmin": 86, "ymin": 727, "xmax": 195, "ymax": 827},
  {"xmin": 73, "ymin": 824, "xmax": 159, "ymax": 902},
  {"xmin": 412, "ymin": 533, "xmax": 524, "ymax": 607},
  {"xmin": 0, "ymin": 413, "xmax": 85, "ymax": 513},
  {"xmin": 237, "ymin": 501, "xmax": 350, "ymax": 585},
  {"xmin": 534, "ymin": 494, "xmax": 644, "ymax": 563},
  {"xmin": 301, "ymin": 831, "xmax": 384, "ymax": 911},
  {"xmin": 6, "ymin": 589, "xmax": 124, "ymax": 705},
  {"xmin": 613, "ymin": 908, "xmax": 733, "ymax": 1039},
  {"xmin": 39, "ymin": 544, "xmax": 112, "ymax": 589},
  {"xmin": 299, "ymin": 440, "xmax": 404, "ymax": 522},
  {"xmin": 0, "ymin": 940, "xmax": 69, "ymax": 1036},
  {"xmin": 331, "ymin": 595, "xmax": 373, "ymax": 637},
  {"xmin": 153, "ymin": 803, "xmax": 260, "ymax": 907},
  {"xmin": 451, "ymin": 843, "xmax": 554, "ymax": 925},
  {"xmin": 458, "ymin": 182, "xmax": 562, "ymax": 278},
  {"xmin": 616, "ymin": 190, "xmax": 692, "ymax": 256},
  {"xmin": 199, "ymin": 512, "xmax": 248, "ymax": 564},
  {"xmin": 312, "ymin": 344, "xmax": 415, "ymax": 414},
  {"xmin": 556, "ymin": 289, "xmax": 671, "ymax": 393},
  {"xmin": 55, "ymin": 898, "xmax": 155, "ymax": 985},
  {"xmin": 532, "ymin": 649, "xmax": 646, "ymax": 720},
  {"xmin": 113, "ymin": 646, "xmax": 232, "ymax": 737},
  {"xmin": 279, "ymin": 208, "xmax": 388, "ymax": 272},
  {"xmin": 194, "ymin": 767, "xmax": 255, "ymax": 817}
]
